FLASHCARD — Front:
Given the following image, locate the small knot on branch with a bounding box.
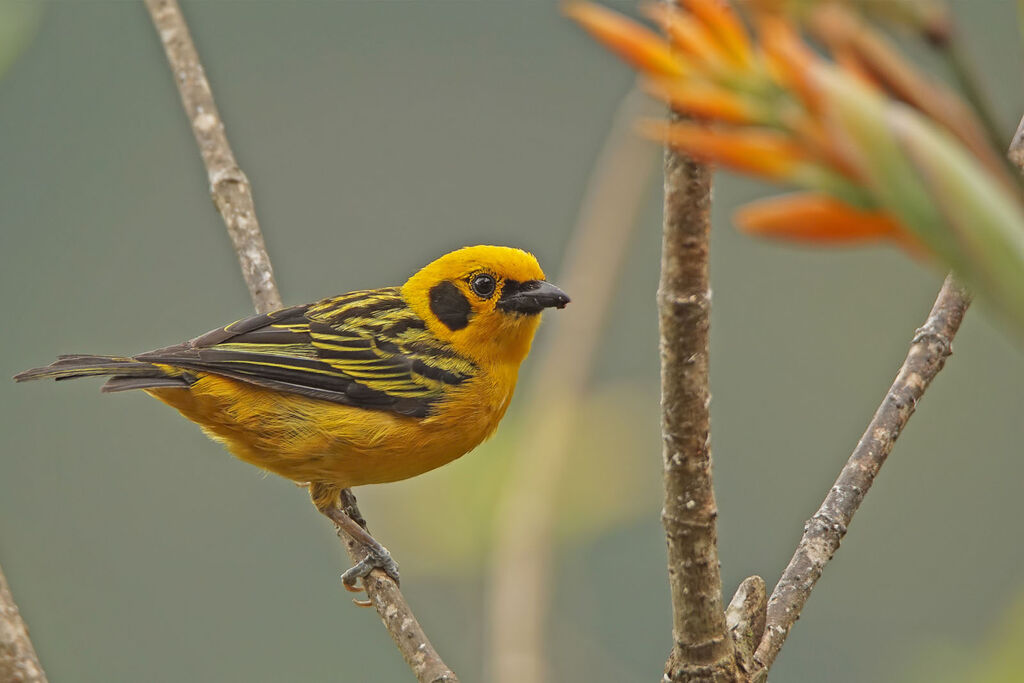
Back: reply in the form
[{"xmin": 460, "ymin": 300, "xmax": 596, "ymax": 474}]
[
  {"xmin": 805, "ymin": 510, "xmax": 848, "ymax": 538},
  {"xmin": 209, "ymin": 165, "xmax": 249, "ymax": 191},
  {"xmin": 657, "ymin": 289, "xmax": 711, "ymax": 313},
  {"xmin": 910, "ymin": 326, "xmax": 953, "ymax": 357}
]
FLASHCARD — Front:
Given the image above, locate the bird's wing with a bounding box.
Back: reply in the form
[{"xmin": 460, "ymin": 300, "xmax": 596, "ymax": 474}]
[{"xmin": 136, "ymin": 288, "xmax": 477, "ymax": 418}]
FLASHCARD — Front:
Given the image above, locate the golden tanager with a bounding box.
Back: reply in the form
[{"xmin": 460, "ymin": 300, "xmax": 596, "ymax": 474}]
[{"xmin": 16, "ymin": 245, "xmax": 570, "ymax": 586}]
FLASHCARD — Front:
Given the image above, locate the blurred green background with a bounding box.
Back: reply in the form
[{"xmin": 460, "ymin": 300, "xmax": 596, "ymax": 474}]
[{"xmin": 1, "ymin": 1, "xmax": 1022, "ymax": 681}]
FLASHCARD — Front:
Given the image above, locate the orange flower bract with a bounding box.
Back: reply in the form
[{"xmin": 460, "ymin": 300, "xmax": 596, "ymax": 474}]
[
  {"xmin": 735, "ymin": 193, "xmax": 903, "ymax": 244},
  {"xmin": 645, "ymin": 79, "xmax": 761, "ymax": 124},
  {"xmin": 569, "ymin": 0, "xmax": 1024, "ymax": 337},
  {"xmin": 564, "ymin": 3, "xmax": 685, "ymax": 78},
  {"xmin": 678, "ymin": 0, "xmax": 753, "ymax": 67},
  {"xmin": 640, "ymin": 120, "xmax": 807, "ymax": 180}
]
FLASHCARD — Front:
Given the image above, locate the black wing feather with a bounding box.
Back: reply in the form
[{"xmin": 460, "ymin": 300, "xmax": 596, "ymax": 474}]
[{"xmin": 135, "ymin": 289, "xmax": 477, "ymax": 417}]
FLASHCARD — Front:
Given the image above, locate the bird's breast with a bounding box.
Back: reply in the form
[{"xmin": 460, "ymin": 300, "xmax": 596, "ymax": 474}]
[
  {"xmin": 151, "ymin": 363, "xmax": 521, "ymax": 488},
  {"xmin": 320, "ymin": 365, "xmax": 520, "ymax": 486}
]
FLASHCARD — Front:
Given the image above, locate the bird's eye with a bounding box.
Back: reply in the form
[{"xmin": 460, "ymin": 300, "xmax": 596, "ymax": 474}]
[{"xmin": 470, "ymin": 273, "xmax": 497, "ymax": 299}]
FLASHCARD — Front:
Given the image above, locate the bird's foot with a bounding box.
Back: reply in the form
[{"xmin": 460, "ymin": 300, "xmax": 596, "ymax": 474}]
[
  {"xmin": 342, "ymin": 542, "xmax": 400, "ymax": 589},
  {"xmin": 308, "ymin": 483, "xmax": 400, "ymax": 594}
]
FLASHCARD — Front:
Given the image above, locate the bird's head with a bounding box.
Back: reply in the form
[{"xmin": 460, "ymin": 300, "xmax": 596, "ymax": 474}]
[{"xmin": 402, "ymin": 245, "xmax": 569, "ymax": 366}]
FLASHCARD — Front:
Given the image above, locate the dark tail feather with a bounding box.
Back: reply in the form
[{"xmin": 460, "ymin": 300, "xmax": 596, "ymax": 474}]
[
  {"xmin": 101, "ymin": 376, "xmax": 190, "ymax": 393},
  {"xmin": 14, "ymin": 354, "xmax": 190, "ymax": 392}
]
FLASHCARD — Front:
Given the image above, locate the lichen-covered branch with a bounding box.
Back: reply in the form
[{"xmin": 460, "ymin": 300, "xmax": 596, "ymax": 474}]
[
  {"xmin": 659, "ymin": 142, "xmax": 737, "ymax": 681},
  {"xmin": 144, "ymin": 3, "xmax": 458, "ymax": 680},
  {"xmin": 0, "ymin": 563, "xmax": 46, "ymax": 683},
  {"xmin": 144, "ymin": 0, "xmax": 281, "ymax": 315},
  {"xmin": 750, "ymin": 275, "xmax": 971, "ymax": 677}
]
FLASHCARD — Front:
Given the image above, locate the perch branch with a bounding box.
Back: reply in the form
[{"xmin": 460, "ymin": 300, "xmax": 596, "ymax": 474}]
[
  {"xmin": 338, "ymin": 491, "xmax": 458, "ymax": 683},
  {"xmin": 750, "ymin": 275, "xmax": 971, "ymax": 677},
  {"xmin": 658, "ymin": 138, "xmax": 737, "ymax": 681},
  {"xmin": 144, "ymin": 2, "xmax": 458, "ymax": 681},
  {"xmin": 487, "ymin": 87, "xmax": 658, "ymax": 683},
  {"xmin": 0, "ymin": 563, "xmax": 46, "ymax": 683}
]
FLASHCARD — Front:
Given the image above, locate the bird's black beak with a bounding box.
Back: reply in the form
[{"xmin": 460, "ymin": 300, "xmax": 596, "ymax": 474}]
[{"xmin": 497, "ymin": 280, "xmax": 570, "ymax": 315}]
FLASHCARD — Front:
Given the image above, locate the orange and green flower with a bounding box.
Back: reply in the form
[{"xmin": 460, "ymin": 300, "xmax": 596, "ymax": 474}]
[{"xmin": 567, "ymin": 0, "xmax": 1024, "ymax": 337}]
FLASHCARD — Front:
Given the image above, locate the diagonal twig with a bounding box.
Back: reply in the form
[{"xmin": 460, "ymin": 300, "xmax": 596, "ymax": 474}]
[
  {"xmin": 750, "ymin": 274, "xmax": 971, "ymax": 678},
  {"xmin": 0, "ymin": 563, "xmax": 46, "ymax": 683},
  {"xmin": 143, "ymin": 2, "xmax": 457, "ymax": 681},
  {"xmin": 751, "ymin": 117, "xmax": 1024, "ymax": 681}
]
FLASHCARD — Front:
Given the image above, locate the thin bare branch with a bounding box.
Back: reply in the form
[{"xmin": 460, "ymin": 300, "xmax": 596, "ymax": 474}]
[
  {"xmin": 751, "ymin": 115, "xmax": 1024, "ymax": 679},
  {"xmin": 0, "ymin": 563, "xmax": 46, "ymax": 683},
  {"xmin": 750, "ymin": 275, "xmax": 971, "ymax": 677},
  {"xmin": 144, "ymin": 3, "xmax": 458, "ymax": 680},
  {"xmin": 487, "ymin": 87, "xmax": 658, "ymax": 683},
  {"xmin": 144, "ymin": 0, "xmax": 281, "ymax": 315},
  {"xmin": 659, "ymin": 134, "xmax": 737, "ymax": 681}
]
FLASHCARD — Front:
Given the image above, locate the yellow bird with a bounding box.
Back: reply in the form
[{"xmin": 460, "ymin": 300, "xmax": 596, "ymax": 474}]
[{"xmin": 15, "ymin": 245, "xmax": 569, "ymax": 586}]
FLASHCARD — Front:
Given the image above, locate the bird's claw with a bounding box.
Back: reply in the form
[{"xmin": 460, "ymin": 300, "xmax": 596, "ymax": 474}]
[{"xmin": 341, "ymin": 545, "xmax": 400, "ymax": 589}]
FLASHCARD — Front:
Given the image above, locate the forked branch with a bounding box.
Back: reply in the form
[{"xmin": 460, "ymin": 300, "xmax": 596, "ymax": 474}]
[{"xmin": 143, "ymin": 2, "xmax": 457, "ymax": 681}]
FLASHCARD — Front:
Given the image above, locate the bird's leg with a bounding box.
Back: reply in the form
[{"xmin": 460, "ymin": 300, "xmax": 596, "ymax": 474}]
[
  {"xmin": 310, "ymin": 483, "xmax": 400, "ymax": 590},
  {"xmin": 339, "ymin": 488, "xmax": 367, "ymax": 528},
  {"xmin": 327, "ymin": 506, "xmax": 401, "ymax": 590}
]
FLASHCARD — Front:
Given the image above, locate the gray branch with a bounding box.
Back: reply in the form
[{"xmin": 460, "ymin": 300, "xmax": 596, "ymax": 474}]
[{"xmin": 750, "ymin": 275, "xmax": 971, "ymax": 677}]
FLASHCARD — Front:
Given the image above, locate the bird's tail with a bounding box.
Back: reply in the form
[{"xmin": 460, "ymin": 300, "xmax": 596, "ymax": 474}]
[{"xmin": 14, "ymin": 354, "xmax": 191, "ymax": 393}]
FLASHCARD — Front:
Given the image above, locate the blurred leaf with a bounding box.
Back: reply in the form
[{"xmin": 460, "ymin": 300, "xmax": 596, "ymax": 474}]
[
  {"xmin": 1019, "ymin": 0, "xmax": 1024, "ymax": 48},
  {"xmin": 901, "ymin": 587, "xmax": 1024, "ymax": 683},
  {"xmin": 818, "ymin": 66, "xmax": 1024, "ymax": 334},
  {"xmin": 0, "ymin": 1, "xmax": 42, "ymax": 79},
  {"xmin": 748, "ymin": 0, "xmax": 950, "ymax": 37}
]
